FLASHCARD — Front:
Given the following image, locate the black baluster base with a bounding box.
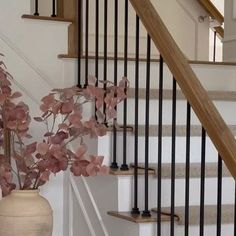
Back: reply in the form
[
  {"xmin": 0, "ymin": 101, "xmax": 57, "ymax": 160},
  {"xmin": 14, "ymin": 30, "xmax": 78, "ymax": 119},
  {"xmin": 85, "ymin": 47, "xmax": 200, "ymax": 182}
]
[
  {"xmin": 120, "ymin": 163, "xmax": 129, "ymax": 171},
  {"xmin": 34, "ymin": 12, "xmax": 39, "ymax": 16},
  {"xmin": 131, "ymin": 207, "xmax": 140, "ymax": 215},
  {"xmin": 142, "ymin": 210, "xmax": 151, "ymax": 217},
  {"xmin": 51, "ymin": 14, "xmax": 57, "ymax": 17},
  {"xmin": 110, "ymin": 162, "xmax": 119, "ymax": 169}
]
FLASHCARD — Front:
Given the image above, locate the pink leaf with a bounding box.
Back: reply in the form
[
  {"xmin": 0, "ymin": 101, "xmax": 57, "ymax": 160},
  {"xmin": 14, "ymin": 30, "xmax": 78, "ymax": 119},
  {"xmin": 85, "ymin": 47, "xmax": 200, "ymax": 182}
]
[
  {"xmin": 18, "ymin": 122, "xmax": 30, "ymax": 131},
  {"xmin": 58, "ymin": 159, "xmax": 68, "ymax": 171},
  {"xmin": 88, "ymin": 76, "xmax": 97, "ymax": 85},
  {"xmin": 75, "ymin": 144, "xmax": 87, "ymax": 160},
  {"xmin": 96, "ymin": 125, "xmax": 107, "ymax": 136},
  {"xmin": 70, "ymin": 160, "xmax": 90, "ymax": 177},
  {"xmin": 90, "ymin": 155, "xmax": 104, "ymax": 165},
  {"xmin": 34, "ymin": 117, "xmax": 44, "ymax": 122},
  {"xmin": 0, "ymin": 94, "xmax": 6, "ymax": 105},
  {"xmin": 44, "ymin": 132, "xmax": 54, "ymax": 137},
  {"xmin": 58, "ymin": 123, "xmax": 69, "ymax": 131},
  {"xmin": 25, "ymin": 133, "xmax": 33, "ymax": 138},
  {"xmin": 11, "ymin": 91, "xmax": 22, "ymax": 99},
  {"xmin": 86, "ymin": 163, "xmax": 99, "ymax": 176},
  {"xmin": 100, "ymin": 165, "xmax": 109, "ymax": 175},
  {"xmin": 52, "ymin": 102, "xmax": 61, "ymax": 114},
  {"xmin": 7, "ymin": 120, "xmax": 17, "ymax": 129},
  {"xmin": 37, "ymin": 142, "xmax": 49, "ymax": 155},
  {"xmin": 40, "ymin": 170, "xmax": 51, "ymax": 182},
  {"xmin": 61, "ymin": 100, "xmax": 74, "ymax": 114},
  {"xmin": 51, "ymin": 131, "xmax": 68, "ymax": 145},
  {"xmin": 25, "ymin": 142, "xmax": 37, "ymax": 155},
  {"xmin": 1, "ymin": 85, "xmax": 11, "ymax": 95}
]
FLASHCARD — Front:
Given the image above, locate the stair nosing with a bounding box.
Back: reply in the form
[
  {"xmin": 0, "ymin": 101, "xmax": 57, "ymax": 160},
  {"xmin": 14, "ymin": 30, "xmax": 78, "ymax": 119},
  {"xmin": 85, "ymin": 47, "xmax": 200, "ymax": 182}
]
[
  {"xmin": 152, "ymin": 204, "xmax": 235, "ymax": 225},
  {"xmin": 58, "ymin": 54, "xmax": 236, "ymax": 66},
  {"xmin": 22, "ymin": 14, "xmax": 73, "ymax": 23},
  {"xmin": 134, "ymin": 162, "xmax": 231, "ymax": 178},
  {"xmin": 107, "ymin": 211, "xmax": 177, "ymax": 223},
  {"xmin": 131, "ymin": 124, "xmax": 236, "ymax": 137}
]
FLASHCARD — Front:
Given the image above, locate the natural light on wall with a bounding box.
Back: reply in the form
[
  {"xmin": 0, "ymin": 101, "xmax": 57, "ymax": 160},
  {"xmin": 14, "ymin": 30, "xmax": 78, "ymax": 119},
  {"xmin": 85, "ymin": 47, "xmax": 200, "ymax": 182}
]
[{"xmin": 209, "ymin": 0, "xmax": 224, "ymax": 61}]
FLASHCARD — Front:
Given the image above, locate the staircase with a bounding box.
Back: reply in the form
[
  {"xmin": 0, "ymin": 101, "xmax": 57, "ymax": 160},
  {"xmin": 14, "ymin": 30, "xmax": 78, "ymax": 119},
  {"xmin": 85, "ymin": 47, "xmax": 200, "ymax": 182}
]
[{"xmin": 1, "ymin": 0, "xmax": 236, "ymax": 236}]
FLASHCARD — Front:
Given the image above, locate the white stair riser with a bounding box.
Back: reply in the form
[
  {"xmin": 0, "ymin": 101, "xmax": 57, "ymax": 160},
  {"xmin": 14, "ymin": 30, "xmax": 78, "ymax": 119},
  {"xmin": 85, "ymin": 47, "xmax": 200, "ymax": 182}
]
[
  {"xmin": 100, "ymin": 135, "xmax": 218, "ymax": 164},
  {"xmin": 66, "ymin": 59, "xmax": 236, "ymax": 91},
  {"xmin": 139, "ymin": 222, "xmax": 234, "ymax": 236},
  {"xmin": 116, "ymin": 99, "xmax": 236, "ymax": 125},
  {"xmin": 117, "ymin": 176, "xmax": 235, "ymax": 212}
]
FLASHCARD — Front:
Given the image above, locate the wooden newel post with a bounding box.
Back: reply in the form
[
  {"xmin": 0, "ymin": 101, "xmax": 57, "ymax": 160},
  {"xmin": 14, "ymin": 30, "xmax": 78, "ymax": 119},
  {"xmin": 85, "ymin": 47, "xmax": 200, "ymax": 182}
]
[
  {"xmin": 61, "ymin": 0, "xmax": 82, "ymax": 56},
  {"xmin": 57, "ymin": 0, "xmax": 64, "ymax": 17}
]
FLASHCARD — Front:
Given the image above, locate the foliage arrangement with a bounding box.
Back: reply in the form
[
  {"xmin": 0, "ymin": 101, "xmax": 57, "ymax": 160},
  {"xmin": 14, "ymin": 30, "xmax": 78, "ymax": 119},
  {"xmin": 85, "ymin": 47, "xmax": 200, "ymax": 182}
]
[{"xmin": 0, "ymin": 56, "xmax": 127, "ymax": 196}]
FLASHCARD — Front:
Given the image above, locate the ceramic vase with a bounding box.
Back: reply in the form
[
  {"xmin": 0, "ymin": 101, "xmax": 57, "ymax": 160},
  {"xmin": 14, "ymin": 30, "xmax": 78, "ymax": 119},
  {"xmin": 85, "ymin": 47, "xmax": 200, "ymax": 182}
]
[{"xmin": 0, "ymin": 190, "xmax": 53, "ymax": 236}]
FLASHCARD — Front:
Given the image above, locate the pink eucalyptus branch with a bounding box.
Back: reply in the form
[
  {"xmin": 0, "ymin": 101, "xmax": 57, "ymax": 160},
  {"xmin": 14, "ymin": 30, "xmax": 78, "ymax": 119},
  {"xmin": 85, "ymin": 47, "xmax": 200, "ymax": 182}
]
[{"xmin": 0, "ymin": 55, "xmax": 128, "ymax": 196}]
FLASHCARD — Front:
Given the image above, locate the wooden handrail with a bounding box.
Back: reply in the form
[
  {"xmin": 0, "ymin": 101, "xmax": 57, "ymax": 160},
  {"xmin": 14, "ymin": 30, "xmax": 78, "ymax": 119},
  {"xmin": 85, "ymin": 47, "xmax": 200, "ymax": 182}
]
[
  {"xmin": 129, "ymin": 0, "xmax": 236, "ymax": 179},
  {"xmin": 215, "ymin": 26, "xmax": 224, "ymax": 39},
  {"xmin": 198, "ymin": 0, "xmax": 224, "ymax": 25},
  {"xmin": 58, "ymin": 0, "xmax": 80, "ymax": 55},
  {"xmin": 197, "ymin": 0, "xmax": 224, "ymax": 39}
]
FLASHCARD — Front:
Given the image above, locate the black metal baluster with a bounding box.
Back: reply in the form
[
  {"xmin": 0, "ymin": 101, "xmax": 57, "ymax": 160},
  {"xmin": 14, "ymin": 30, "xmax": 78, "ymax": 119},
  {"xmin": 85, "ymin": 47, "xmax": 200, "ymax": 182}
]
[
  {"xmin": 51, "ymin": 0, "xmax": 56, "ymax": 17},
  {"xmin": 111, "ymin": 0, "xmax": 119, "ymax": 170},
  {"xmin": 34, "ymin": 0, "xmax": 39, "ymax": 16},
  {"xmin": 120, "ymin": 0, "xmax": 129, "ymax": 171},
  {"xmin": 213, "ymin": 31, "xmax": 217, "ymax": 62},
  {"xmin": 77, "ymin": 0, "xmax": 82, "ymax": 87},
  {"xmin": 185, "ymin": 102, "xmax": 191, "ymax": 236},
  {"xmin": 157, "ymin": 55, "xmax": 164, "ymax": 236},
  {"xmin": 103, "ymin": 0, "xmax": 108, "ymax": 120},
  {"xmin": 199, "ymin": 127, "xmax": 206, "ymax": 236},
  {"xmin": 94, "ymin": 0, "xmax": 99, "ymax": 122},
  {"xmin": 131, "ymin": 15, "xmax": 140, "ymax": 214},
  {"xmin": 142, "ymin": 34, "xmax": 151, "ymax": 217},
  {"xmin": 85, "ymin": 0, "xmax": 89, "ymax": 86},
  {"xmin": 95, "ymin": 0, "xmax": 99, "ymax": 80},
  {"xmin": 216, "ymin": 155, "xmax": 222, "ymax": 236},
  {"xmin": 170, "ymin": 78, "xmax": 177, "ymax": 236}
]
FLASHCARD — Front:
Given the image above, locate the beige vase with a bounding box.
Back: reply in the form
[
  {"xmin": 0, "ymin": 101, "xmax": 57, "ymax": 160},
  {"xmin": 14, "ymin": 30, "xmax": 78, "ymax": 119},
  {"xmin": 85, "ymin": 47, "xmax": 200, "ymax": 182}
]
[{"xmin": 0, "ymin": 190, "xmax": 53, "ymax": 236}]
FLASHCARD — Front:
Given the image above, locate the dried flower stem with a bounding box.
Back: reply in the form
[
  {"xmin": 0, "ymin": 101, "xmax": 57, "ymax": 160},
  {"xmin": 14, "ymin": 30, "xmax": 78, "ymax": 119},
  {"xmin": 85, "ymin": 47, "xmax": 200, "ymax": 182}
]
[{"xmin": 2, "ymin": 104, "xmax": 11, "ymax": 164}]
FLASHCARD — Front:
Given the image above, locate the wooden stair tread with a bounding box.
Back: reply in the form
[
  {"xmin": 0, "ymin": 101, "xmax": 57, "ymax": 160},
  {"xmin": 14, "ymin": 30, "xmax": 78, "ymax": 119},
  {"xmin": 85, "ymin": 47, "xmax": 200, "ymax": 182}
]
[
  {"xmin": 131, "ymin": 124, "xmax": 236, "ymax": 137},
  {"xmin": 109, "ymin": 167, "xmax": 155, "ymax": 176},
  {"xmin": 107, "ymin": 211, "xmax": 178, "ymax": 223},
  {"xmin": 107, "ymin": 125, "xmax": 133, "ymax": 132},
  {"xmin": 58, "ymin": 54, "xmax": 159, "ymax": 61},
  {"xmin": 107, "ymin": 124, "xmax": 236, "ymax": 137},
  {"xmin": 22, "ymin": 14, "xmax": 73, "ymax": 23},
  {"xmin": 152, "ymin": 204, "xmax": 235, "ymax": 225},
  {"xmin": 127, "ymin": 88, "xmax": 236, "ymax": 101},
  {"xmin": 58, "ymin": 54, "xmax": 236, "ymax": 66},
  {"xmin": 133, "ymin": 162, "xmax": 231, "ymax": 178}
]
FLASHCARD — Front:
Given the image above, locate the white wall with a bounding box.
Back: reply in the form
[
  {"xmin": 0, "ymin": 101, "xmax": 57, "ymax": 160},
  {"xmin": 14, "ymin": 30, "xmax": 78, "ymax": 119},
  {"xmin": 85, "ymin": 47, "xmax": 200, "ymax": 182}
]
[
  {"xmin": 31, "ymin": 0, "xmax": 52, "ymax": 16},
  {"xmin": 0, "ymin": 1, "xmax": 71, "ymax": 235},
  {"xmin": 83, "ymin": 0, "xmax": 209, "ymax": 60},
  {"xmin": 151, "ymin": 0, "xmax": 210, "ymax": 60},
  {"xmin": 223, "ymin": 0, "xmax": 236, "ymax": 61},
  {"xmin": 31, "ymin": 0, "xmax": 210, "ymax": 60}
]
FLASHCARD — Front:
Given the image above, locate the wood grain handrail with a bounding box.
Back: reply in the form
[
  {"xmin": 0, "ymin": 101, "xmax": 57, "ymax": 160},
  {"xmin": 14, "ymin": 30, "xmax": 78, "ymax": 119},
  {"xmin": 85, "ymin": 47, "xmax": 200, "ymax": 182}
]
[
  {"xmin": 129, "ymin": 0, "xmax": 236, "ymax": 179},
  {"xmin": 215, "ymin": 26, "xmax": 224, "ymax": 39}
]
